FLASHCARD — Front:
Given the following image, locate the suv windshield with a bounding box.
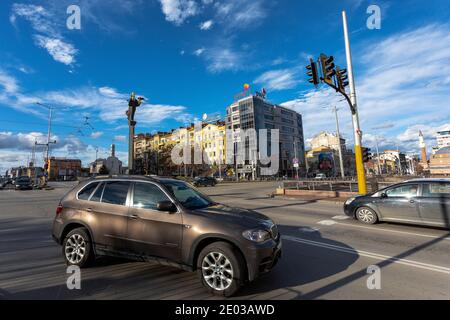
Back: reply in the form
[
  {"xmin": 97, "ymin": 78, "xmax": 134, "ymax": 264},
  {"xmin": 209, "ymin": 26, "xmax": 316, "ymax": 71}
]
[{"xmin": 162, "ymin": 180, "xmax": 214, "ymax": 210}]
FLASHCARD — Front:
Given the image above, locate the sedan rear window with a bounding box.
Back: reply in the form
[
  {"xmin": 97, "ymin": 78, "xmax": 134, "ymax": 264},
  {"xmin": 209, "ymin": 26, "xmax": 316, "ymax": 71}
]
[{"xmin": 422, "ymin": 183, "xmax": 450, "ymax": 198}]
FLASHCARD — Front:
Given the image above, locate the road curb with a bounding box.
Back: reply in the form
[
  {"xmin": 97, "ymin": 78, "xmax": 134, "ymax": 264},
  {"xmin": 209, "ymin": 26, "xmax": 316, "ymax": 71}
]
[{"xmin": 274, "ymin": 195, "xmax": 345, "ymax": 205}]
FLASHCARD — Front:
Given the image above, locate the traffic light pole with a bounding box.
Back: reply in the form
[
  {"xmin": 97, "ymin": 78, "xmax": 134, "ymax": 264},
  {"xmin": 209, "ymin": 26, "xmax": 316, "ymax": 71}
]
[
  {"xmin": 342, "ymin": 10, "xmax": 366, "ymax": 194},
  {"xmin": 333, "ymin": 106, "xmax": 345, "ymax": 179}
]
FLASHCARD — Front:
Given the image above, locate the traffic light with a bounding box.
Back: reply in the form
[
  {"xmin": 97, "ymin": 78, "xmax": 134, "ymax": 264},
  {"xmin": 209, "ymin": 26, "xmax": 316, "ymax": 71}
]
[
  {"xmin": 362, "ymin": 147, "xmax": 371, "ymax": 163},
  {"xmin": 336, "ymin": 66, "xmax": 349, "ymax": 93},
  {"xmin": 306, "ymin": 58, "xmax": 320, "ymax": 86},
  {"xmin": 319, "ymin": 53, "xmax": 336, "ymax": 86}
]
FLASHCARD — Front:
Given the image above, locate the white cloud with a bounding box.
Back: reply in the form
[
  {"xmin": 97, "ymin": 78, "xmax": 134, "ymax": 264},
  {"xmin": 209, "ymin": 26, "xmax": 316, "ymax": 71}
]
[
  {"xmin": 254, "ymin": 68, "xmax": 301, "ymax": 91},
  {"xmin": 281, "ymin": 23, "xmax": 450, "ymax": 154},
  {"xmin": 114, "ymin": 135, "xmax": 127, "ymax": 142},
  {"xmin": 40, "ymin": 86, "xmax": 189, "ymax": 125},
  {"xmin": 199, "ymin": 20, "xmax": 213, "ymax": 30},
  {"xmin": 34, "ymin": 35, "xmax": 77, "ymax": 66},
  {"xmin": 0, "ymin": 69, "xmax": 192, "ymax": 127},
  {"xmin": 90, "ymin": 131, "xmax": 104, "ymax": 139},
  {"xmin": 159, "ymin": 0, "xmax": 198, "ymax": 25},
  {"xmin": 10, "ymin": 4, "xmax": 55, "ymax": 35},
  {"xmin": 0, "ymin": 70, "xmax": 19, "ymax": 93},
  {"xmin": 10, "ymin": 3, "xmax": 77, "ymax": 66},
  {"xmin": 194, "ymin": 48, "xmax": 205, "ymax": 56},
  {"xmin": 203, "ymin": 47, "xmax": 242, "ymax": 73},
  {"xmin": 0, "ymin": 131, "xmax": 50, "ymax": 150},
  {"xmin": 213, "ymin": 0, "xmax": 267, "ymax": 30}
]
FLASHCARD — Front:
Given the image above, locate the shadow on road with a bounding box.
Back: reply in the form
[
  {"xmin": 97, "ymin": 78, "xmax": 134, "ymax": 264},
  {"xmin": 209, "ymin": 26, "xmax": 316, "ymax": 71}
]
[
  {"xmin": 299, "ymin": 191, "xmax": 450, "ymax": 299},
  {"xmin": 235, "ymin": 224, "xmax": 358, "ymax": 299},
  {"xmin": 252, "ymin": 200, "xmax": 318, "ymax": 210}
]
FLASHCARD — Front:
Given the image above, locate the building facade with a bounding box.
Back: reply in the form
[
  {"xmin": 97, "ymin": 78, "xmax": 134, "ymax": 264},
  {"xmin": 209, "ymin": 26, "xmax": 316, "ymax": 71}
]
[
  {"xmin": 48, "ymin": 157, "xmax": 81, "ymax": 181},
  {"xmin": 90, "ymin": 144, "xmax": 123, "ymax": 175},
  {"xmin": 436, "ymin": 130, "xmax": 450, "ymax": 149},
  {"xmin": 429, "ymin": 146, "xmax": 450, "ymax": 175},
  {"xmin": 310, "ymin": 131, "xmax": 346, "ymax": 152},
  {"xmin": 225, "ymin": 94, "xmax": 305, "ymax": 178},
  {"xmin": 306, "ymin": 131, "xmax": 355, "ymax": 177},
  {"xmin": 133, "ymin": 121, "xmax": 226, "ymax": 176}
]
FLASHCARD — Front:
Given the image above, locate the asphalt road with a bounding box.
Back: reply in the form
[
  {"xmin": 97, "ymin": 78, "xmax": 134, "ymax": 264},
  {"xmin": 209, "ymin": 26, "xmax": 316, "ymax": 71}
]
[{"xmin": 1, "ymin": 181, "xmax": 449, "ymax": 300}]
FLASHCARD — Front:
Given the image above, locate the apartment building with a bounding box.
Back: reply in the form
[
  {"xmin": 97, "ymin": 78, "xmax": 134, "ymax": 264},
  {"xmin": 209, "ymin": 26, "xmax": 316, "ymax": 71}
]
[{"xmin": 225, "ymin": 94, "xmax": 305, "ymax": 177}]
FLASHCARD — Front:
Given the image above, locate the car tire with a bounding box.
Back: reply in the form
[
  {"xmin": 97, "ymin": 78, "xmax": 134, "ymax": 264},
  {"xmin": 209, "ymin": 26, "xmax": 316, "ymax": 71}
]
[
  {"xmin": 355, "ymin": 206, "xmax": 378, "ymax": 225},
  {"xmin": 197, "ymin": 241, "xmax": 246, "ymax": 297},
  {"xmin": 62, "ymin": 227, "xmax": 95, "ymax": 268}
]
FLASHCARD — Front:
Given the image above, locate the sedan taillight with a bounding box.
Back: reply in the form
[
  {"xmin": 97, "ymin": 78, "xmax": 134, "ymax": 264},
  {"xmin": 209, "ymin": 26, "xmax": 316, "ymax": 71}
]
[{"xmin": 56, "ymin": 204, "xmax": 63, "ymax": 216}]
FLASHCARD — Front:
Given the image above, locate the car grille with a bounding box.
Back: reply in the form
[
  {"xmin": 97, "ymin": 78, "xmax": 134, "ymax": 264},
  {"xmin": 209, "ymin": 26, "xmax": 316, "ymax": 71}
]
[{"xmin": 270, "ymin": 225, "xmax": 279, "ymax": 239}]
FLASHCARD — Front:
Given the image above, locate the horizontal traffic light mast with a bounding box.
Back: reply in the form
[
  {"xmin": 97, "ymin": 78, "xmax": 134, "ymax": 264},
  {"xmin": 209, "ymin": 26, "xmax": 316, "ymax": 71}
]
[{"xmin": 305, "ymin": 53, "xmax": 355, "ymax": 114}]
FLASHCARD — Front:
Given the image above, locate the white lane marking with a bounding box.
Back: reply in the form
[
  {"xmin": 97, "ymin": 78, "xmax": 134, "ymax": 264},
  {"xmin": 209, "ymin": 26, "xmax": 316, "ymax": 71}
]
[
  {"xmin": 299, "ymin": 227, "xmax": 320, "ymax": 233},
  {"xmin": 332, "ymin": 215, "xmax": 350, "ymax": 220},
  {"xmin": 283, "ymin": 235, "xmax": 450, "ymax": 275},
  {"xmin": 332, "ymin": 221, "xmax": 450, "ymax": 241},
  {"xmin": 317, "ymin": 220, "xmax": 337, "ymax": 226}
]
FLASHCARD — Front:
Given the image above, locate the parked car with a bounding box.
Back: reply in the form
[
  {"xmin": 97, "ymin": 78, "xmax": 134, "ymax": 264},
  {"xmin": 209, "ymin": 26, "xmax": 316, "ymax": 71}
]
[
  {"xmin": 52, "ymin": 176, "xmax": 281, "ymax": 296},
  {"xmin": 15, "ymin": 176, "xmax": 33, "ymax": 190},
  {"xmin": 344, "ymin": 178, "xmax": 450, "ymax": 228},
  {"xmin": 315, "ymin": 173, "xmax": 327, "ymax": 180},
  {"xmin": 193, "ymin": 176, "xmax": 217, "ymax": 187}
]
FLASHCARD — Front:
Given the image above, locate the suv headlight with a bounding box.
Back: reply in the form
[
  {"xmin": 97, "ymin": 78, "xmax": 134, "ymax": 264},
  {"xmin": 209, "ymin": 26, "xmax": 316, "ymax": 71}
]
[
  {"xmin": 242, "ymin": 229, "xmax": 271, "ymax": 243},
  {"xmin": 345, "ymin": 197, "xmax": 356, "ymax": 205}
]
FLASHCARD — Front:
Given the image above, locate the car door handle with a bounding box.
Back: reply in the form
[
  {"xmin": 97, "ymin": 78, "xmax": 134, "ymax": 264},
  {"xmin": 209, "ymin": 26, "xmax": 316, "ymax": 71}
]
[
  {"xmin": 86, "ymin": 208, "xmax": 93, "ymax": 212},
  {"xmin": 129, "ymin": 214, "xmax": 139, "ymax": 220},
  {"xmin": 409, "ymin": 200, "xmax": 415, "ymax": 203}
]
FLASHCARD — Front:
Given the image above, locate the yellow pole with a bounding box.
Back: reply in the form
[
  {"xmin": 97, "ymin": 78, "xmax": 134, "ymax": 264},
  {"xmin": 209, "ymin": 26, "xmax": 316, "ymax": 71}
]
[{"xmin": 354, "ymin": 145, "xmax": 367, "ymax": 194}]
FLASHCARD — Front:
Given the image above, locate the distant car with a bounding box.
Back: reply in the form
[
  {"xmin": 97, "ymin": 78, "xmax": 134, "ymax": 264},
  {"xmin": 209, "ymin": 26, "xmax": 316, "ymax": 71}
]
[
  {"xmin": 344, "ymin": 178, "xmax": 450, "ymax": 228},
  {"xmin": 193, "ymin": 176, "xmax": 217, "ymax": 187},
  {"xmin": 315, "ymin": 173, "xmax": 327, "ymax": 180},
  {"xmin": 15, "ymin": 176, "xmax": 33, "ymax": 190}
]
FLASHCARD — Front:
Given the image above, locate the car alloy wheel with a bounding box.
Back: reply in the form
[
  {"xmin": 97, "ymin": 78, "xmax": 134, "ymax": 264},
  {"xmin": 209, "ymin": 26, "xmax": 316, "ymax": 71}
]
[
  {"xmin": 357, "ymin": 208, "xmax": 376, "ymax": 224},
  {"xmin": 65, "ymin": 233, "xmax": 87, "ymax": 264},
  {"xmin": 201, "ymin": 252, "xmax": 234, "ymax": 291}
]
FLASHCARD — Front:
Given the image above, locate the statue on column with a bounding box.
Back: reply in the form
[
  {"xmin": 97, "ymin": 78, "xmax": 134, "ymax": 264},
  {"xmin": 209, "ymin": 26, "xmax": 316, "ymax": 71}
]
[{"xmin": 126, "ymin": 92, "xmax": 144, "ymax": 126}]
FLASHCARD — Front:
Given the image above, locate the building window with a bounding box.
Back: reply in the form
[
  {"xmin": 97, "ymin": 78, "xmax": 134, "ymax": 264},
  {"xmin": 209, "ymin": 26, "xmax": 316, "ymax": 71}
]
[{"xmin": 281, "ymin": 109, "xmax": 293, "ymax": 117}]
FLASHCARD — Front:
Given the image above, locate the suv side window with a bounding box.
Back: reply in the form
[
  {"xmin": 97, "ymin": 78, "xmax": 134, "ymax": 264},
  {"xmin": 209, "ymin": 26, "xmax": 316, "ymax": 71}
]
[
  {"xmin": 90, "ymin": 182, "xmax": 104, "ymax": 202},
  {"xmin": 386, "ymin": 184, "xmax": 419, "ymax": 198},
  {"xmin": 101, "ymin": 181, "xmax": 131, "ymax": 206},
  {"xmin": 78, "ymin": 182, "xmax": 99, "ymax": 200},
  {"xmin": 133, "ymin": 182, "xmax": 170, "ymax": 210}
]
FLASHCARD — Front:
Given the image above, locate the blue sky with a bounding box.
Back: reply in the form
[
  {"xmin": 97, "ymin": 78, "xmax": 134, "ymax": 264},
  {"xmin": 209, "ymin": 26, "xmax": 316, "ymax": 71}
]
[{"xmin": 1, "ymin": 0, "xmax": 450, "ymax": 171}]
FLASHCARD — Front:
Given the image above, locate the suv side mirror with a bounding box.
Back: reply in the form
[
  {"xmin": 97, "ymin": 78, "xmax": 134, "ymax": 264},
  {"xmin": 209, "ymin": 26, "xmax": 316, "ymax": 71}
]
[
  {"xmin": 157, "ymin": 201, "xmax": 177, "ymax": 213},
  {"xmin": 380, "ymin": 193, "xmax": 387, "ymax": 199}
]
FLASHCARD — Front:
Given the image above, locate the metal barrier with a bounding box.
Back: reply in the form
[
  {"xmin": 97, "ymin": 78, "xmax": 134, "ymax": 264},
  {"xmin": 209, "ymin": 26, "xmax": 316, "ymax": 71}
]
[{"xmin": 282, "ymin": 180, "xmax": 397, "ymax": 193}]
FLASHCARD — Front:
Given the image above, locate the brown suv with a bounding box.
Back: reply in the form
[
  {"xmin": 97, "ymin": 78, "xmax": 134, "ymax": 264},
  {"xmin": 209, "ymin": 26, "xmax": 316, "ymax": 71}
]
[{"xmin": 52, "ymin": 176, "xmax": 281, "ymax": 296}]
